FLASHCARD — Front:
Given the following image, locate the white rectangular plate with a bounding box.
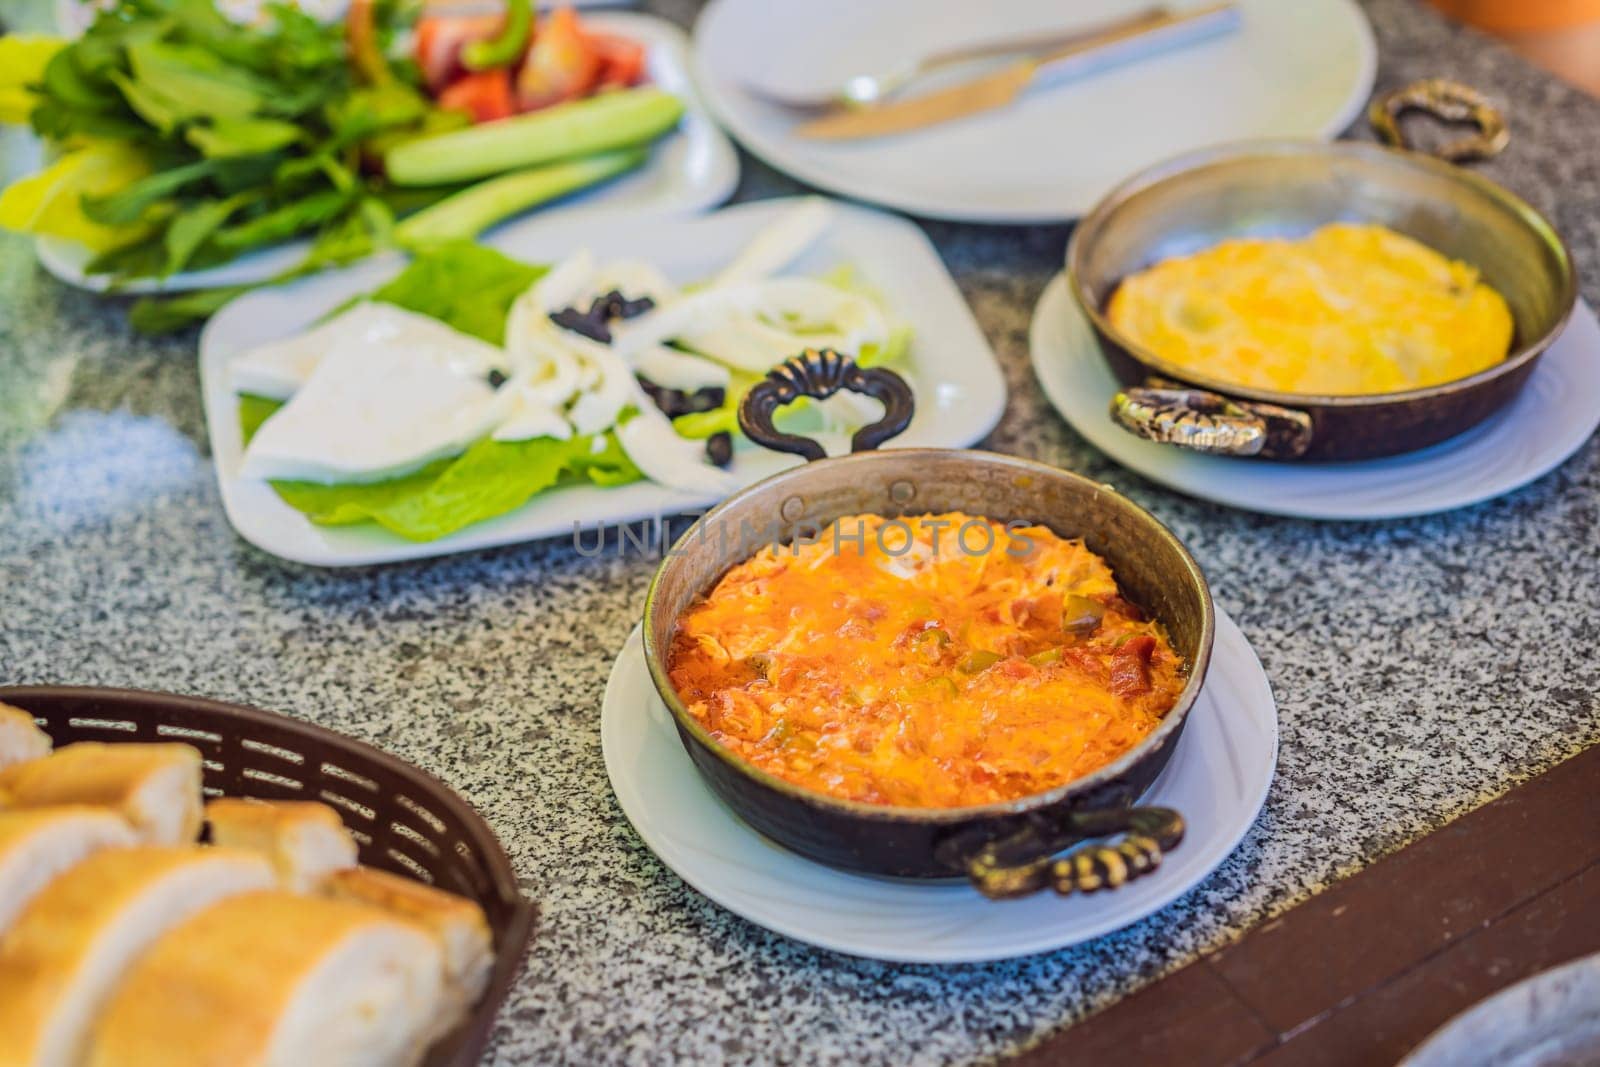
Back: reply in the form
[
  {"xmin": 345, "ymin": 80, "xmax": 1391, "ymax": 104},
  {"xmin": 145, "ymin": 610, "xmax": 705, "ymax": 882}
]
[
  {"xmin": 199, "ymin": 197, "xmax": 1008, "ymax": 566},
  {"xmin": 37, "ymin": 12, "xmax": 737, "ymax": 293}
]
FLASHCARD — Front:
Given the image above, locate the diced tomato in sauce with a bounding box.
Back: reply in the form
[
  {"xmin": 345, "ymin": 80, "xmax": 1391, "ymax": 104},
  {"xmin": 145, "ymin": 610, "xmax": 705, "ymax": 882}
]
[{"xmin": 1109, "ymin": 634, "xmax": 1157, "ymax": 697}]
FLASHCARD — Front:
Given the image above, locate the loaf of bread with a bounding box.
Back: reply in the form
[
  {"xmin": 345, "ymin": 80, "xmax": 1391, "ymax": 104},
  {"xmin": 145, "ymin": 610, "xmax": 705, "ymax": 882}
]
[
  {"xmin": 86, "ymin": 891, "xmax": 447, "ymax": 1067},
  {"xmin": 0, "ymin": 808, "xmax": 137, "ymax": 937},
  {"xmin": 206, "ymin": 798, "xmax": 358, "ymax": 892},
  {"xmin": 0, "ymin": 846, "xmax": 274, "ymax": 1067},
  {"xmin": 324, "ymin": 866, "xmax": 494, "ymax": 1008},
  {"xmin": 0, "ymin": 702, "xmax": 51, "ymax": 773},
  {"xmin": 0, "ymin": 743, "xmax": 202, "ymax": 844}
]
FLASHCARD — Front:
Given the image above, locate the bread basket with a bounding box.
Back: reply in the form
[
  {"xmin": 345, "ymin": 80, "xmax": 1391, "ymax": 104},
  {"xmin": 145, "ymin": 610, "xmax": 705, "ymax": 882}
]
[{"xmin": 0, "ymin": 684, "xmax": 537, "ymax": 1067}]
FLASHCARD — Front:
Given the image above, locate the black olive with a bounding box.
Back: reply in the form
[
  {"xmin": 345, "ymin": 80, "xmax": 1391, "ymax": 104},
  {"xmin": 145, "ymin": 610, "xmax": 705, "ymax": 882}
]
[
  {"xmin": 595, "ymin": 289, "xmax": 654, "ymax": 320},
  {"xmin": 706, "ymin": 431, "xmax": 733, "ymax": 468},
  {"xmin": 549, "ymin": 306, "xmax": 611, "ymax": 343},
  {"xmin": 486, "ymin": 369, "xmax": 508, "ymax": 389},
  {"xmin": 657, "ymin": 389, "xmax": 689, "ymax": 417},
  {"xmin": 683, "ymin": 387, "xmax": 725, "ymax": 414},
  {"xmin": 616, "ymin": 294, "xmax": 655, "ymax": 319}
]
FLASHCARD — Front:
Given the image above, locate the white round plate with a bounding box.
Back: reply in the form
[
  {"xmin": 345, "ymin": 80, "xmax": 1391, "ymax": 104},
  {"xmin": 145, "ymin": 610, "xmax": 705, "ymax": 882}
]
[
  {"xmin": 37, "ymin": 12, "xmax": 737, "ymax": 293},
  {"xmin": 1399, "ymin": 953, "xmax": 1600, "ymax": 1067},
  {"xmin": 1029, "ymin": 274, "xmax": 1600, "ymax": 521},
  {"xmin": 691, "ymin": 0, "xmax": 1375, "ymax": 223},
  {"xmin": 601, "ymin": 608, "xmax": 1277, "ymax": 963}
]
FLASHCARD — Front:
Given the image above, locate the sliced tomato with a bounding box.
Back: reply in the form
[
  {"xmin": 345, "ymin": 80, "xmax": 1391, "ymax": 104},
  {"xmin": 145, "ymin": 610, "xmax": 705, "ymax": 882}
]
[
  {"xmin": 514, "ymin": 7, "xmax": 601, "ymax": 111},
  {"xmin": 415, "ymin": 14, "xmax": 502, "ymax": 92},
  {"xmin": 585, "ymin": 32, "xmax": 647, "ymax": 88},
  {"xmin": 436, "ymin": 67, "xmax": 516, "ymax": 124}
]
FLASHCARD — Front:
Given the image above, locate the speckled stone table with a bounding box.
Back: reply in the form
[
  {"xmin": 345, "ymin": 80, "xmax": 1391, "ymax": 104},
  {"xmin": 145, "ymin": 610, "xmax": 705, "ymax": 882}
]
[{"xmin": 2, "ymin": 1, "xmax": 1598, "ymax": 1064}]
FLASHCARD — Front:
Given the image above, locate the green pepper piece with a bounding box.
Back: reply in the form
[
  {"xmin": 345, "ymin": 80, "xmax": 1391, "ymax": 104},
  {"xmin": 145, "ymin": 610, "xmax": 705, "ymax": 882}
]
[
  {"xmin": 463, "ymin": 0, "xmax": 534, "ymax": 72},
  {"xmin": 1027, "ymin": 648, "xmax": 1062, "ymax": 667},
  {"xmin": 1061, "ymin": 594, "xmax": 1105, "ymax": 637},
  {"xmin": 958, "ymin": 650, "xmax": 1002, "ymax": 674}
]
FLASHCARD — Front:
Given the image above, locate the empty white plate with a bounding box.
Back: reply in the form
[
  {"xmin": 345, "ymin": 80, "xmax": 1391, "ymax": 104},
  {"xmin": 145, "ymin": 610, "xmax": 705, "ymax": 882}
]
[
  {"xmin": 199, "ymin": 197, "xmax": 1007, "ymax": 566},
  {"xmin": 37, "ymin": 12, "xmax": 737, "ymax": 293},
  {"xmin": 1400, "ymin": 953, "xmax": 1600, "ymax": 1067},
  {"xmin": 692, "ymin": 0, "xmax": 1375, "ymax": 223},
  {"xmin": 601, "ymin": 607, "xmax": 1277, "ymax": 963},
  {"xmin": 1029, "ymin": 274, "xmax": 1600, "ymax": 520}
]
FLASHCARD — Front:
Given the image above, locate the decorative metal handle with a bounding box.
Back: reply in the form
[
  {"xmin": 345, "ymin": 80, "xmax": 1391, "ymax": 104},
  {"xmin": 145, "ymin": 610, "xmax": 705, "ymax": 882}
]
[
  {"xmin": 1110, "ymin": 380, "xmax": 1314, "ymax": 459},
  {"xmin": 1369, "ymin": 78, "xmax": 1508, "ymax": 163},
  {"xmin": 963, "ymin": 806, "xmax": 1186, "ymax": 900},
  {"xmin": 737, "ymin": 348, "xmax": 915, "ymax": 463}
]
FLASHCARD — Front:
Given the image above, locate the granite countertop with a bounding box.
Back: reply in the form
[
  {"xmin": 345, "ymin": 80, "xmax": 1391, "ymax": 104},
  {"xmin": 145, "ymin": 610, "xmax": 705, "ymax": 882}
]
[{"xmin": 2, "ymin": 0, "xmax": 1598, "ymax": 1063}]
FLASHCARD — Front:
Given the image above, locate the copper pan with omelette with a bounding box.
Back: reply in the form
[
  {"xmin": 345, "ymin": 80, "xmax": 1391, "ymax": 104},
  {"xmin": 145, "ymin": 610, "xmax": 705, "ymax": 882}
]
[
  {"xmin": 1069, "ymin": 82, "xmax": 1577, "ymax": 461},
  {"xmin": 642, "ymin": 349, "xmax": 1213, "ymax": 900}
]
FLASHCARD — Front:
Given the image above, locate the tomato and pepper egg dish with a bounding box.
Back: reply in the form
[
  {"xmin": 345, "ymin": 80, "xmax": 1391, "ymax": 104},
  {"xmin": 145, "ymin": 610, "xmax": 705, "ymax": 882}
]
[{"xmin": 666, "ymin": 513, "xmax": 1187, "ymax": 808}]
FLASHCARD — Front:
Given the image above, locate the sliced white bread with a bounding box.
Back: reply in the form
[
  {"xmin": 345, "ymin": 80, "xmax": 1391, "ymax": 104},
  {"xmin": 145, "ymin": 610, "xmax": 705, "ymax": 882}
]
[
  {"xmin": 86, "ymin": 890, "xmax": 446, "ymax": 1067},
  {"xmin": 323, "ymin": 866, "xmax": 494, "ymax": 1007},
  {"xmin": 0, "ymin": 702, "xmax": 51, "ymax": 772},
  {"xmin": 206, "ymin": 798, "xmax": 358, "ymax": 892},
  {"xmin": 0, "ymin": 742, "xmax": 202, "ymax": 844},
  {"xmin": 0, "ymin": 846, "xmax": 274, "ymax": 1067},
  {"xmin": 0, "ymin": 808, "xmax": 137, "ymax": 937}
]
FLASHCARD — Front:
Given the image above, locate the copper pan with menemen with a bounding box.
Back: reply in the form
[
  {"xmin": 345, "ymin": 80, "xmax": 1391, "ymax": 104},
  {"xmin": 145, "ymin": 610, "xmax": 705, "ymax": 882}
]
[
  {"xmin": 1069, "ymin": 80, "xmax": 1577, "ymax": 461},
  {"xmin": 640, "ymin": 348, "xmax": 1213, "ymax": 900}
]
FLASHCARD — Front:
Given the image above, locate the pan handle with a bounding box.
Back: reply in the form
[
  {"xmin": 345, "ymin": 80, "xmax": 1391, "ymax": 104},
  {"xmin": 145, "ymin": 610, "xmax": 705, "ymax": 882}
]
[
  {"xmin": 1110, "ymin": 380, "xmax": 1314, "ymax": 459},
  {"xmin": 1369, "ymin": 78, "xmax": 1508, "ymax": 163},
  {"xmin": 959, "ymin": 806, "xmax": 1186, "ymax": 900},
  {"xmin": 737, "ymin": 348, "xmax": 915, "ymax": 463}
]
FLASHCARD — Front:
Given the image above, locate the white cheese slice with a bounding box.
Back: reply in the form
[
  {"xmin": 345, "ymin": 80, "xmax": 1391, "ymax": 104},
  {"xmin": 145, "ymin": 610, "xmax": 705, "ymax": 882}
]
[
  {"xmin": 634, "ymin": 345, "xmax": 730, "ymax": 391},
  {"xmin": 586, "ymin": 260, "xmax": 677, "ymax": 309},
  {"xmin": 612, "ymin": 279, "xmax": 886, "ymax": 373},
  {"xmin": 492, "ymin": 394, "xmax": 573, "ymax": 443},
  {"xmin": 615, "ymin": 410, "xmax": 739, "ymax": 495},
  {"xmin": 566, "ymin": 339, "xmax": 639, "ymax": 436},
  {"xmin": 530, "ymin": 250, "xmax": 596, "ymax": 316},
  {"xmin": 231, "ymin": 302, "xmax": 505, "ymax": 401},
  {"xmin": 241, "ymin": 342, "xmax": 499, "ymax": 484},
  {"xmin": 709, "ymin": 198, "xmax": 833, "ymax": 288}
]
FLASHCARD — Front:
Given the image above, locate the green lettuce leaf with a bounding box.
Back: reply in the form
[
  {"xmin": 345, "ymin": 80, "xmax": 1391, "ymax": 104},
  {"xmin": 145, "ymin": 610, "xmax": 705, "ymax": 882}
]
[
  {"xmin": 162, "ymin": 193, "xmax": 252, "ymax": 275},
  {"xmin": 820, "ymin": 264, "xmax": 912, "ymax": 368},
  {"xmin": 857, "ymin": 324, "xmax": 912, "ymax": 368},
  {"xmin": 239, "ymin": 395, "xmax": 642, "ymax": 541},
  {"xmin": 186, "ymin": 116, "xmax": 303, "ymax": 158},
  {"xmin": 238, "ymin": 392, "xmax": 281, "ymax": 444},
  {"xmin": 363, "ymin": 240, "xmax": 546, "ymax": 344}
]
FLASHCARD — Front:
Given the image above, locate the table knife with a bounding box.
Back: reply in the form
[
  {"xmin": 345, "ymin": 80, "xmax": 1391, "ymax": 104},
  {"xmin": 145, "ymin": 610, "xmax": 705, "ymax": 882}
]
[{"xmin": 794, "ymin": 2, "xmax": 1242, "ymax": 142}]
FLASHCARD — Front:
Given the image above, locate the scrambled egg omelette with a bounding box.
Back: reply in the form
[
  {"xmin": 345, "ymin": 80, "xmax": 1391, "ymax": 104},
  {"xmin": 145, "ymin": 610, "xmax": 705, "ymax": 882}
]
[
  {"xmin": 1107, "ymin": 223, "xmax": 1514, "ymax": 395},
  {"xmin": 667, "ymin": 514, "xmax": 1185, "ymax": 809}
]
